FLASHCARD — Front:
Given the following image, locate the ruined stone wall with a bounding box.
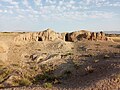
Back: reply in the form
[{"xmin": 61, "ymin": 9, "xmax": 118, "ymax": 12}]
[
  {"xmin": 14, "ymin": 29, "xmax": 64, "ymax": 42},
  {"xmin": 14, "ymin": 29, "xmax": 112, "ymax": 42}
]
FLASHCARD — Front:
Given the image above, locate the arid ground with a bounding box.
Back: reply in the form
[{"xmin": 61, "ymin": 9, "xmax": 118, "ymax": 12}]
[{"xmin": 0, "ymin": 31, "xmax": 120, "ymax": 90}]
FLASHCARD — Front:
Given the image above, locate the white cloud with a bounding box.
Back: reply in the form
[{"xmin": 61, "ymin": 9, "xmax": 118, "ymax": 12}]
[
  {"xmin": 23, "ymin": 0, "xmax": 29, "ymax": 7},
  {"xmin": 0, "ymin": 10, "xmax": 3, "ymax": 13},
  {"xmin": 59, "ymin": 1, "xmax": 64, "ymax": 6},
  {"xmin": 53, "ymin": 10, "xmax": 116, "ymax": 20},
  {"xmin": 84, "ymin": 0, "xmax": 107, "ymax": 5},
  {"xmin": 9, "ymin": 10, "xmax": 13, "ymax": 14},
  {"xmin": 33, "ymin": 10, "xmax": 39, "ymax": 14},
  {"xmin": 10, "ymin": 1, "xmax": 19, "ymax": 5},
  {"xmin": 4, "ymin": 10, "xmax": 8, "ymax": 13},
  {"xmin": 46, "ymin": 0, "xmax": 56, "ymax": 4},
  {"xmin": 35, "ymin": 15, "xmax": 39, "ymax": 18},
  {"xmin": 1, "ymin": 0, "xmax": 19, "ymax": 5},
  {"xmin": 1, "ymin": 0, "xmax": 12, "ymax": 3},
  {"xmin": 69, "ymin": 0, "xmax": 76, "ymax": 4},
  {"xmin": 6, "ymin": 6, "xmax": 14, "ymax": 9},
  {"xmin": 0, "ymin": 0, "xmax": 119, "ymax": 21},
  {"xmin": 17, "ymin": 15, "xmax": 24, "ymax": 19},
  {"xmin": 34, "ymin": 0, "xmax": 41, "ymax": 6},
  {"xmin": 86, "ymin": 11, "xmax": 116, "ymax": 19},
  {"xmin": 28, "ymin": 14, "xmax": 34, "ymax": 18},
  {"xmin": 86, "ymin": 0, "xmax": 92, "ymax": 5},
  {"xmin": 107, "ymin": 2, "xmax": 120, "ymax": 7}
]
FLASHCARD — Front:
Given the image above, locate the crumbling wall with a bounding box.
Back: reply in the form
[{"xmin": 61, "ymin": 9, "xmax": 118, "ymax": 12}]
[
  {"xmin": 14, "ymin": 29, "xmax": 112, "ymax": 42},
  {"xmin": 14, "ymin": 29, "xmax": 63, "ymax": 42}
]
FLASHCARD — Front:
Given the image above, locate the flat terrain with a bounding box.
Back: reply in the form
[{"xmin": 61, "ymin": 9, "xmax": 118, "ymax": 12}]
[
  {"xmin": 108, "ymin": 37, "xmax": 120, "ymax": 42},
  {"xmin": 0, "ymin": 32, "xmax": 120, "ymax": 90}
]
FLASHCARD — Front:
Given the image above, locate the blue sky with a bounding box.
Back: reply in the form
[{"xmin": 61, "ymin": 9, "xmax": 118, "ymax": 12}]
[{"xmin": 0, "ymin": 0, "xmax": 120, "ymax": 32}]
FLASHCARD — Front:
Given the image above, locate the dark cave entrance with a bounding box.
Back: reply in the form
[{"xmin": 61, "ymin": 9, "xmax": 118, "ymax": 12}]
[
  {"xmin": 65, "ymin": 33, "xmax": 69, "ymax": 41},
  {"xmin": 38, "ymin": 37, "xmax": 42, "ymax": 41}
]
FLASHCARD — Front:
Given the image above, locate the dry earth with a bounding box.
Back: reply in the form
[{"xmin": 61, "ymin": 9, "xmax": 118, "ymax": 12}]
[{"xmin": 0, "ymin": 32, "xmax": 120, "ymax": 90}]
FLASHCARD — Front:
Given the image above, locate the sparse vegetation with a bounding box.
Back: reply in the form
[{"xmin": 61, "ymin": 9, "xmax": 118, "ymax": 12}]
[
  {"xmin": 0, "ymin": 30, "xmax": 120, "ymax": 89},
  {"xmin": 11, "ymin": 63, "xmax": 20, "ymax": 67},
  {"xmin": 43, "ymin": 82, "xmax": 53, "ymax": 88},
  {"xmin": 72, "ymin": 60, "xmax": 80, "ymax": 69},
  {"xmin": 34, "ymin": 63, "xmax": 58, "ymax": 84},
  {"xmin": 34, "ymin": 72, "xmax": 56, "ymax": 83},
  {"xmin": 18, "ymin": 78, "xmax": 32, "ymax": 86}
]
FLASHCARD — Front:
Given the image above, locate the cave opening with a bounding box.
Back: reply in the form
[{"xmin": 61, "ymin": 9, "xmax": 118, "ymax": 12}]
[
  {"xmin": 65, "ymin": 33, "xmax": 69, "ymax": 41},
  {"xmin": 38, "ymin": 37, "xmax": 42, "ymax": 41}
]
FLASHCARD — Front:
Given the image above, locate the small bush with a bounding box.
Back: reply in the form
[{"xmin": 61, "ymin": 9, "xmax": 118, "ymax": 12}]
[
  {"xmin": 43, "ymin": 82, "xmax": 53, "ymax": 88},
  {"xmin": 0, "ymin": 69, "xmax": 12, "ymax": 79},
  {"xmin": 34, "ymin": 73, "xmax": 56, "ymax": 83},
  {"xmin": 18, "ymin": 78, "xmax": 32, "ymax": 86},
  {"xmin": 11, "ymin": 63, "xmax": 19, "ymax": 67}
]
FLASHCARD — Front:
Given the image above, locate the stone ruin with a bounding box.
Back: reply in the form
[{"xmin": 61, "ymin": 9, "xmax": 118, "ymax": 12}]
[{"xmin": 14, "ymin": 29, "xmax": 113, "ymax": 42}]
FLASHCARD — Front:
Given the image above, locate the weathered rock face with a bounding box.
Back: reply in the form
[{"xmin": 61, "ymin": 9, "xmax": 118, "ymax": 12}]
[
  {"xmin": 89, "ymin": 31, "xmax": 108, "ymax": 41},
  {"xmin": 39, "ymin": 29, "xmax": 59, "ymax": 41},
  {"xmin": 67, "ymin": 30, "xmax": 91, "ymax": 42},
  {"xmin": 14, "ymin": 29, "xmax": 59, "ymax": 42},
  {"xmin": 14, "ymin": 29, "xmax": 112, "ymax": 42}
]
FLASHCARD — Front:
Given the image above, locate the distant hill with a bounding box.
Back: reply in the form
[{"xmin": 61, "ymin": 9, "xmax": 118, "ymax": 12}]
[{"xmin": 104, "ymin": 31, "xmax": 120, "ymax": 34}]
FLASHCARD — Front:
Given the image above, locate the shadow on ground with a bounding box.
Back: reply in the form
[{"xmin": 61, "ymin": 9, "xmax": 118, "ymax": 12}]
[{"xmin": 52, "ymin": 52, "xmax": 120, "ymax": 89}]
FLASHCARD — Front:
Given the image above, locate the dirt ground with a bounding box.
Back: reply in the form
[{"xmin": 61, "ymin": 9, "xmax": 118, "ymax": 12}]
[{"xmin": 0, "ymin": 32, "xmax": 120, "ymax": 90}]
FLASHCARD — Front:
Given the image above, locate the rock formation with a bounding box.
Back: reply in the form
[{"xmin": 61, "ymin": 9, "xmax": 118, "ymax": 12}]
[
  {"xmin": 65, "ymin": 30, "xmax": 91, "ymax": 42},
  {"xmin": 14, "ymin": 29, "xmax": 112, "ymax": 42}
]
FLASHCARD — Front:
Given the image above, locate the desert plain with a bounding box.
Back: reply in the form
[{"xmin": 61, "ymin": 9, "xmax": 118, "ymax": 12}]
[{"xmin": 0, "ymin": 29, "xmax": 120, "ymax": 90}]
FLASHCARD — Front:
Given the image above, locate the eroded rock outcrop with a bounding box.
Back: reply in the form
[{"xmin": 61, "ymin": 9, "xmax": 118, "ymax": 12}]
[
  {"xmin": 14, "ymin": 29, "xmax": 112, "ymax": 42},
  {"xmin": 66, "ymin": 30, "xmax": 91, "ymax": 42}
]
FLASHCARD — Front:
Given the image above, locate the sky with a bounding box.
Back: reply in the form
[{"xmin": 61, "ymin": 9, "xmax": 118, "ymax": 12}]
[{"xmin": 0, "ymin": 0, "xmax": 120, "ymax": 32}]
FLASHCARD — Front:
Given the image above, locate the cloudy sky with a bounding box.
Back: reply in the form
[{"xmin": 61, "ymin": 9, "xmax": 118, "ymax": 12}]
[{"xmin": 0, "ymin": 0, "xmax": 120, "ymax": 32}]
